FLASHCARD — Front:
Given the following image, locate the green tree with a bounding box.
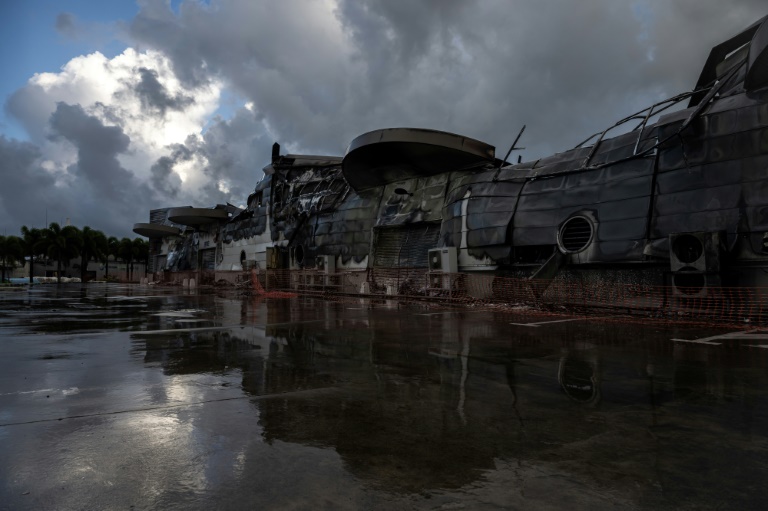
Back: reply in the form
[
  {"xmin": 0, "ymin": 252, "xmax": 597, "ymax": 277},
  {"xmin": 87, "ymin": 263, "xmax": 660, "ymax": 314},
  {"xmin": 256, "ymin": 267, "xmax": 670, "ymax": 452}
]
[
  {"xmin": 118, "ymin": 237, "xmax": 135, "ymax": 281},
  {"xmin": 103, "ymin": 236, "xmax": 119, "ymax": 281},
  {"xmin": 78, "ymin": 227, "xmax": 107, "ymax": 282},
  {"xmin": 42, "ymin": 223, "xmax": 83, "ymax": 283},
  {"xmin": 0, "ymin": 235, "xmax": 24, "ymax": 282},
  {"xmin": 133, "ymin": 238, "xmax": 149, "ymax": 278},
  {"xmin": 20, "ymin": 226, "xmax": 44, "ymax": 284}
]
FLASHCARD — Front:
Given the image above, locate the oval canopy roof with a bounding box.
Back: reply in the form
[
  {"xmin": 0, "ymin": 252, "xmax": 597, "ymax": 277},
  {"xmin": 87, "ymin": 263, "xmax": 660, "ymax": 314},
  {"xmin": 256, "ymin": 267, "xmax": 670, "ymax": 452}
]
[
  {"xmin": 342, "ymin": 128, "xmax": 495, "ymax": 191},
  {"xmin": 167, "ymin": 207, "xmax": 229, "ymax": 227},
  {"xmin": 132, "ymin": 223, "xmax": 182, "ymax": 238}
]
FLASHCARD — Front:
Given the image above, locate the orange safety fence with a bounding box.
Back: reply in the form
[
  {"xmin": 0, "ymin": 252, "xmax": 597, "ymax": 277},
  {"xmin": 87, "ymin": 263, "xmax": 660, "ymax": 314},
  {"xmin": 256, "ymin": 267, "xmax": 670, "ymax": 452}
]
[
  {"xmin": 253, "ymin": 267, "xmax": 768, "ymax": 328},
  {"xmin": 156, "ymin": 268, "xmax": 768, "ymax": 328},
  {"xmin": 250, "ymin": 269, "xmax": 297, "ymax": 298}
]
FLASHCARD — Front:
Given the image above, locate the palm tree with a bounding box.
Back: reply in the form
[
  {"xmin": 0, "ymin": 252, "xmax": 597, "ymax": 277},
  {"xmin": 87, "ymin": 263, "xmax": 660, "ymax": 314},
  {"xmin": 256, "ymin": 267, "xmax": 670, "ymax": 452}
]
[
  {"xmin": 104, "ymin": 236, "xmax": 119, "ymax": 281},
  {"xmin": 20, "ymin": 226, "xmax": 44, "ymax": 284},
  {"xmin": 118, "ymin": 237, "xmax": 135, "ymax": 281},
  {"xmin": 132, "ymin": 238, "xmax": 149, "ymax": 278},
  {"xmin": 42, "ymin": 223, "xmax": 83, "ymax": 283},
  {"xmin": 0, "ymin": 235, "xmax": 24, "ymax": 282},
  {"xmin": 78, "ymin": 227, "xmax": 107, "ymax": 282}
]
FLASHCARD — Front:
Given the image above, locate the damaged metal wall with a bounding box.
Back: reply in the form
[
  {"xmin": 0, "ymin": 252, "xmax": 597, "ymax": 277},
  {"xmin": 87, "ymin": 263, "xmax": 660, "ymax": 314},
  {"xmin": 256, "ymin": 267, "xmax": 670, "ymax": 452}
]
[
  {"xmin": 441, "ymin": 168, "xmax": 523, "ymax": 264},
  {"xmin": 509, "ymin": 130, "xmax": 658, "ymax": 264},
  {"xmin": 147, "ymin": 208, "xmax": 195, "ymax": 272},
  {"xmin": 651, "ymin": 100, "xmax": 768, "ymax": 258},
  {"xmin": 221, "ymin": 177, "xmax": 272, "ymax": 243},
  {"xmin": 313, "ymin": 189, "xmax": 379, "ymax": 264},
  {"xmin": 139, "ymin": 14, "xmax": 768, "ymax": 278},
  {"xmin": 372, "ymin": 176, "xmax": 447, "ymax": 267},
  {"xmin": 165, "ymin": 232, "xmax": 198, "ymax": 271}
]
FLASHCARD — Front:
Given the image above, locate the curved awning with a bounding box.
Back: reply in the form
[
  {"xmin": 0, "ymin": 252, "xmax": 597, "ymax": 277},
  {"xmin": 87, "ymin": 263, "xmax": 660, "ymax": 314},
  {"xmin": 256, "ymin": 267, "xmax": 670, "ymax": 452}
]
[
  {"xmin": 167, "ymin": 207, "xmax": 229, "ymax": 227},
  {"xmin": 342, "ymin": 128, "xmax": 495, "ymax": 191},
  {"xmin": 133, "ymin": 223, "xmax": 182, "ymax": 238}
]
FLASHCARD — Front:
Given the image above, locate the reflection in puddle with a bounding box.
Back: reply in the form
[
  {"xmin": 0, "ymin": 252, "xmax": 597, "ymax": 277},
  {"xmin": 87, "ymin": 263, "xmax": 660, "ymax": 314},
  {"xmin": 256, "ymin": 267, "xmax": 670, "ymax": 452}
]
[
  {"xmin": 2, "ymin": 285, "xmax": 768, "ymax": 509},
  {"xmin": 125, "ymin": 296, "xmax": 768, "ymax": 504}
]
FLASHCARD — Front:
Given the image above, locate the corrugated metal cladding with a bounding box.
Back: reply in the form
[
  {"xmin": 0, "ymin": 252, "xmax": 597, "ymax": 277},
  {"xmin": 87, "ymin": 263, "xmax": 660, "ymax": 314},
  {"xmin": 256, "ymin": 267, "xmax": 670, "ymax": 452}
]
[
  {"xmin": 653, "ymin": 94, "xmax": 768, "ymax": 249},
  {"xmin": 313, "ymin": 189, "xmax": 381, "ymax": 262},
  {"xmin": 373, "ymin": 223, "xmax": 441, "ymax": 268},
  {"xmin": 150, "ymin": 209, "xmax": 167, "ymax": 224}
]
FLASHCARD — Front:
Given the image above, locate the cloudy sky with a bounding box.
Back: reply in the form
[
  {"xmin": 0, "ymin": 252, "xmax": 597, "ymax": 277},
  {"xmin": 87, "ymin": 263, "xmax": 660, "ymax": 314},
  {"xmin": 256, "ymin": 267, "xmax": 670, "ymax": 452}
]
[{"xmin": 0, "ymin": 0, "xmax": 765, "ymax": 238}]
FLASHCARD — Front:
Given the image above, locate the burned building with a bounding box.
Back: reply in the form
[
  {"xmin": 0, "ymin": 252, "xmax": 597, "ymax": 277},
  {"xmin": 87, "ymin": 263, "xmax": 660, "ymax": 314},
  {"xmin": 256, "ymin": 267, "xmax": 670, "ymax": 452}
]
[{"xmin": 135, "ymin": 15, "xmax": 768, "ymax": 296}]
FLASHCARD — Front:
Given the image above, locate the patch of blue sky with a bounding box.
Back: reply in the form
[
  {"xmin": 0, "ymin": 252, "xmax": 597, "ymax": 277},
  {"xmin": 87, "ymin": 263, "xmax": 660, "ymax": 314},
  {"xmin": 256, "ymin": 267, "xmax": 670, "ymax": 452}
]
[
  {"xmin": 0, "ymin": 0, "xmax": 137, "ymax": 140},
  {"xmin": 170, "ymin": 0, "xmax": 212, "ymax": 14},
  {"xmin": 630, "ymin": 1, "xmax": 656, "ymax": 61},
  {"xmin": 202, "ymin": 88, "xmax": 247, "ymax": 133}
]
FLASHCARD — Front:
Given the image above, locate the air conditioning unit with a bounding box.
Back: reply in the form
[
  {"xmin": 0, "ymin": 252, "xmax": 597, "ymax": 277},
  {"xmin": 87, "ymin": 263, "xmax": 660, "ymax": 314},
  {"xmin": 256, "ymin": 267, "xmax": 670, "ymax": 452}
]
[
  {"xmin": 428, "ymin": 247, "xmax": 458, "ymax": 273},
  {"xmin": 316, "ymin": 255, "xmax": 335, "ymax": 274},
  {"xmin": 669, "ymin": 231, "xmax": 724, "ymax": 272}
]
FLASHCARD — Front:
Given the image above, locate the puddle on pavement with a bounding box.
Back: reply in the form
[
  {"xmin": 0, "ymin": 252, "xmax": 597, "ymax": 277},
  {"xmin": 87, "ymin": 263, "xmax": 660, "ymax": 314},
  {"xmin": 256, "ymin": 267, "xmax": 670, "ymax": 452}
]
[{"xmin": 1, "ymin": 283, "xmax": 768, "ymax": 509}]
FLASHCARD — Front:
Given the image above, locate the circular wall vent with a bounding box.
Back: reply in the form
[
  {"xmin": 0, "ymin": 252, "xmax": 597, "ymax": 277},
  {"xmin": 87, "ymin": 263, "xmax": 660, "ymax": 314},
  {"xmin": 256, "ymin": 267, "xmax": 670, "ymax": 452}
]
[
  {"xmin": 672, "ymin": 234, "xmax": 704, "ymax": 264},
  {"xmin": 558, "ymin": 216, "xmax": 594, "ymax": 253}
]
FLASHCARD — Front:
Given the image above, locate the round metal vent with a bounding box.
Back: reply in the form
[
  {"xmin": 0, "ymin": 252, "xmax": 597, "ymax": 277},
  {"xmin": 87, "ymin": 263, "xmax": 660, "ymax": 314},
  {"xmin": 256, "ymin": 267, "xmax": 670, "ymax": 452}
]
[
  {"xmin": 558, "ymin": 216, "xmax": 593, "ymax": 253},
  {"xmin": 671, "ymin": 234, "xmax": 704, "ymax": 264}
]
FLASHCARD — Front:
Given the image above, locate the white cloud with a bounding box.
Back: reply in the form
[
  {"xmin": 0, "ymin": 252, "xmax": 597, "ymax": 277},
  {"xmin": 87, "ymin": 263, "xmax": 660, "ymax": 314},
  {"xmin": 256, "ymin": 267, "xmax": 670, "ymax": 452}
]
[
  {"xmin": 1, "ymin": 47, "xmax": 271, "ymax": 236},
  {"xmin": 2, "ymin": 48, "xmax": 245, "ymax": 235},
  {"xmin": 20, "ymin": 48, "xmax": 222, "ymax": 182}
]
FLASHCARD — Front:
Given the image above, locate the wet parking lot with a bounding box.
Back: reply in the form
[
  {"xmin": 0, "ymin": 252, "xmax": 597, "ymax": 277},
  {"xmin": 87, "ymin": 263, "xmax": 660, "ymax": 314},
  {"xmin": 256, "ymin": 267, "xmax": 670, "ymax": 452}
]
[{"xmin": 2, "ymin": 284, "xmax": 768, "ymax": 510}]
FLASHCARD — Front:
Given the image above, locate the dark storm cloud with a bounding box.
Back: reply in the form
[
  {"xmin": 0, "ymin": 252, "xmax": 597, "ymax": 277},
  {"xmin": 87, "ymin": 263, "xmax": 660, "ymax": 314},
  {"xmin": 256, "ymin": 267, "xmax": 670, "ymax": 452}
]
[
  {"xmin": 0, "ymin": 133, "xmax": 140, "ymax": 237},
  {"xmin": 147, "ymin": 106, "xmax": 273, "ymax": 203},
  {"xmin": 0, "ymin": 101, "xmax": 172, "ymax": 237},
  {"xmin": 0, "ymin": 136, "xmax": 58, "ymax": 228},
  {"xmin": 55, "ymin": 12, "xmax": 77, "ymax": 37},
  {"xmin": 134, "ymin": 67, "xmax": 194, "ymax": 116},
  {"xmin": 5, "ymin": 83, "xmax": 54, "ymax": 144},
  {"xmin": 197, "ymin": 108, "xmax": 271, "ymax": 189},
  {"xmin": 129, "ymin": 0, "xmax": 767, "ymax": 162},
  {"xmin": 49, "ymin": 102, "xmax": 134, "ymax": 199},
  {"xmin": 149, "ymin": 143, "xmax": 188, "ymax": 198}
]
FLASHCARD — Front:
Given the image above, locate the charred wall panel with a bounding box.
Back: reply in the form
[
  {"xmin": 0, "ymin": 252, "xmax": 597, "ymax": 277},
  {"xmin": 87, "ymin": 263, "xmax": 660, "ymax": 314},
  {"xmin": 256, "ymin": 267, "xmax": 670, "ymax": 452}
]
[
  {"xmin": 512, "ymin": 155, "xmax": 655, "ymax": 262},
  {"xmin": 652, "ymin": 96, "xmax": 768, "ymax": 257},
  {"xmin": 440, "ymin": 168, "xmax": 523, "ymax": 261},
  {"xmin": 377, "ymin": 175, "xmax": 447, "ymax": 227},
  {"xmin": 270, "ymin": 163, "xmax": 349, "ymax": 244},
  {"xmin": 166, "ymin": 233, "xmax": 198, "ymax": 271},
  {"xmin": 312, "ymin": 189, "xmax": 380, "ymax": 262},
  {"xmin": 222, "ymin": 177, "xmax": 272, "ymax": 243}
]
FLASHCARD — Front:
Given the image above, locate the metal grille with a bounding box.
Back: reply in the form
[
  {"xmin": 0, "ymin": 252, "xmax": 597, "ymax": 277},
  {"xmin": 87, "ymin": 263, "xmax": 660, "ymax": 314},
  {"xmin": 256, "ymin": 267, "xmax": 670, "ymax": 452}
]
[
  {"xmin": 373, "ymin": 223, "xmax": 441, "ymax": 268},
  {"xmin": 559, "ymin": 217, "xmax": 593, "ymax": 253},
  {"xmin": 201, "ymin": 249, "xmax": 216, "ymax": 270}
]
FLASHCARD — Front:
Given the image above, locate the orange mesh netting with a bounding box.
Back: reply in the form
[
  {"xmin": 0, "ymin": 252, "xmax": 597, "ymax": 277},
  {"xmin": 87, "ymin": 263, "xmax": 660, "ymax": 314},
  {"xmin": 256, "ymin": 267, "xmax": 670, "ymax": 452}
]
[{"xmin": 253, "ymin": 268, "xmax": 768, "ymax": 329}]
